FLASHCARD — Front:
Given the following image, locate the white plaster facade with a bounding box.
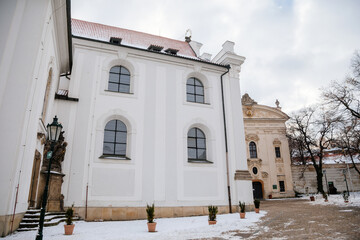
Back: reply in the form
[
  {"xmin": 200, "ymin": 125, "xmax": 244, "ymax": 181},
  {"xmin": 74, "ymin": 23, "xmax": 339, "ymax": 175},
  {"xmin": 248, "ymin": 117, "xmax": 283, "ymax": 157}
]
[
  {"xmin": 55, "ymin": 36, "xmax": 253, "ymax": 213},
  {"xmin": 242, "ymin": 94, "xmax": 295, "ymax": 199}
]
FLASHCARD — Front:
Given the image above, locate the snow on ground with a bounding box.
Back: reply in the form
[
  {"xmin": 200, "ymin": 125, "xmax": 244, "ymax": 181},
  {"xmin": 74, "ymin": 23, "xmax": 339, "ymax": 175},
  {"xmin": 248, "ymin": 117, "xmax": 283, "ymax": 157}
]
[
  {"xmin": 301, "ymin": 191, "xmax": 360, "ymax": 207},
  {"xmin": 4, "ymin": 212, "xmax": 266, "ymax": 240}
]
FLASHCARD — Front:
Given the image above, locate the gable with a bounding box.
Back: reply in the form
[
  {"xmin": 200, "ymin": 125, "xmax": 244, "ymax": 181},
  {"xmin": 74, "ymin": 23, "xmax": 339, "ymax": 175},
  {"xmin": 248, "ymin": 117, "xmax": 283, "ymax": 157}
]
[{"xmin": 242, "ymin": 104, "xmax": 289, "ymax": 121}]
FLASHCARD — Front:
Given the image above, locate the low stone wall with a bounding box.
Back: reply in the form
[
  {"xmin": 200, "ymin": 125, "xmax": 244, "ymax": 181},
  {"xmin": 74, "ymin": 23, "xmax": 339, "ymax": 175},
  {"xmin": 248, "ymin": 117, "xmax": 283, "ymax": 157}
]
[
  {"xmin": 292, "ymin": 164, "xmax": 360, "ymax": 194},
  {"xmin": 74, "ymin": 204, "xmax": 255, "ymax": 221}
]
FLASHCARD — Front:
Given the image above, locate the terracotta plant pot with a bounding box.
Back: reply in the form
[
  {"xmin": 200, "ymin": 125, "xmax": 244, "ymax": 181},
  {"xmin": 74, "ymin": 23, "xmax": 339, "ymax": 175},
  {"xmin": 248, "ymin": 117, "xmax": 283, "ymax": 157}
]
[
  {"xmin": 255, "ymin": 208, "xmax": 260, "ymax": 213},
  {"xmin": 147, "ymin": 222, "xmax": 157, "ymax": 232},
  {"xmin": 324, "ymin": 200, "xmax": 328, "ymax": 202},
  {"xmin": 240, "ymin": 212, "xmax": 246, "ymax": 219},
  {"xmin": 64, "ymin": 224, "xmax": 75, "ymax": 235},
  {"xmin": 310, "ymin": 196, "xmax": 315, "ymax": 201},
  {"xmin": 268, "ymin": 194, "xmax": 272, "ymax": 199},
  {"xmin": 208, "ymin": 220, "xmax": 217, "ymax": 225},
  {"xmin": 345, "ymin": 200, "xmax": 349, "ymax": 203}
]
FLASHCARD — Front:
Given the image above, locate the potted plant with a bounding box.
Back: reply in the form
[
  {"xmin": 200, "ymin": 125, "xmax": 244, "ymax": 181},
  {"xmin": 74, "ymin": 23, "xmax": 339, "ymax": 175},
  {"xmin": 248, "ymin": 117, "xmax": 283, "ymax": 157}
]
[
  {"xmin": 64, "ymin": 205, "xmax": 75, "ymax": 235},
  {"xmin": 239, "ymin": 201, "xmax": 246, "ymax": 219},
  {"xmin": 254, "ymin": 199, "xmax": 260, "ymax": 213},
  {"xmin": 208, "ymin": 205, "xmax": 218, "ymax": 225},
  {"xmin": 322, "ymin": 192, "xmax": 328, "ymax": 202},
  {"xmin": 343, "ymin": 191, "xmax": 349, "ymax": 203},
  {"xmin": 146, "ymin": 203, "xmax": 156, "ymax": 232},
  {"xmin": 310, "ymin": 195, "xmax": 315, "ymax": 201}
]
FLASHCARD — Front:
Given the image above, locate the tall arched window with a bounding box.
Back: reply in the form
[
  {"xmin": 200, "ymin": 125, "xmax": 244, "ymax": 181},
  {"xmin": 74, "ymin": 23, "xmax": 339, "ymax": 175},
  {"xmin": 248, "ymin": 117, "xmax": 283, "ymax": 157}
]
[
  {"xmin": 103, "ymin": 119, "xmax": 127, "ymax": 156},
  {"xmin": 108, "ymin": 66, "xmax": 130, "ymax": 93},
  {"xmin": 249, "ymin": 141, "xmax": 257, "ymax": 159},
  {"xmin": 186, "ymin": 78, "xmax": 204, "ymax": 103},
  {"xmin": 187, "ymin": 127, "xmax": 206, "ymax": 161}
]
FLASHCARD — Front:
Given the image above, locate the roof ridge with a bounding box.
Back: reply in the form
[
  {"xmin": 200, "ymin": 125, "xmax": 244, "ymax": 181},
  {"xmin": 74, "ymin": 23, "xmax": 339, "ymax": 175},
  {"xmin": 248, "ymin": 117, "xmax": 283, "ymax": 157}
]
[{"xmin": 72, "ymin": 18, "xmax": 188, "ymax": 46}]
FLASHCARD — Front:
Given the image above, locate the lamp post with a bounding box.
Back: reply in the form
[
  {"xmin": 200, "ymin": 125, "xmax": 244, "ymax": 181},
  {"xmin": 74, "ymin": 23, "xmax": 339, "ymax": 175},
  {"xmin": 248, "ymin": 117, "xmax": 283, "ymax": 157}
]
[{"xmin": 36, "ymin": 116, "xmax": 63, "ymax": 240}]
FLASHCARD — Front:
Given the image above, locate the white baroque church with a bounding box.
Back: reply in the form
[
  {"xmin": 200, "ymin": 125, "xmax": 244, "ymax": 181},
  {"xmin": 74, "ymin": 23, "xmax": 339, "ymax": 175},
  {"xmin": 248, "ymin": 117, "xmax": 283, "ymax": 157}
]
[{"xmin": 0, "ymin": 0, "xmax": 253, "ymax": 236}]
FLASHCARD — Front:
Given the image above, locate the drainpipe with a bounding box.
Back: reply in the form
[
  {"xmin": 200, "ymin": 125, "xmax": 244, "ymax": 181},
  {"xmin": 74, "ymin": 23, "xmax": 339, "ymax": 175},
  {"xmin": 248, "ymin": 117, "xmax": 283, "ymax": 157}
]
[{"xmin": 220, "ymin": 65, "xmax": 232, "ymax": 213}]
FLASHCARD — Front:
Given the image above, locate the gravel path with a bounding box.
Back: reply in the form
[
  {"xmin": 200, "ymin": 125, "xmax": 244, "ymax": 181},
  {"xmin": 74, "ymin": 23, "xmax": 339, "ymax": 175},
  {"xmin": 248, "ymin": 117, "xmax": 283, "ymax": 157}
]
[{"xmin": 219, "ymin": 198, "xmax": 360, "ymax": 240}]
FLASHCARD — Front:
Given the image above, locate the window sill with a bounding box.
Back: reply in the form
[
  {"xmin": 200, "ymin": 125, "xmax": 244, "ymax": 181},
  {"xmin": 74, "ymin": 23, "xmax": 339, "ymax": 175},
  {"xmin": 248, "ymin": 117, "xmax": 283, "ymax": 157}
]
[
  {"xmin": 104, "ymin": 90, "xmax": 134, "ymax": 95},
  {"xmin": 99, "ymin": 155, "xmax": 131, "ymax": 160},
  {"xmin": 183, "ymin": 101, "xmax": 212, "ymax": 108},
  {"xmin": 188, "ymin": 159, "xmax": 213, "ymax": 164}
]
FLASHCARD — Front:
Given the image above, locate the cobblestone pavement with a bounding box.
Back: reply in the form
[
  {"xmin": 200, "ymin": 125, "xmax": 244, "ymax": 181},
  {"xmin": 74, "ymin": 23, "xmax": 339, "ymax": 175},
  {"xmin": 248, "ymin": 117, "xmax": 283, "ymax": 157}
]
[{"xmin": 220, "ymin": 199, "xmax": 360, "ymax": 240}]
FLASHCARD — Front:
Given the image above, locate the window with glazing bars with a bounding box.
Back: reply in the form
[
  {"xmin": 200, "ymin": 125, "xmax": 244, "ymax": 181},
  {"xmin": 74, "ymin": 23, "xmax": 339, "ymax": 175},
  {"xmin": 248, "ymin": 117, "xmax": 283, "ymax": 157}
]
[
  {"xmin": 103, "ymin": 120, "xmax": 127, "ymax": 156},
  {"xmin": 108, "ymin": 66, "xmax": 130, "ymax": 93},
  {"xmin": 249, "ymin": 141, "xmax": 257, "ymax": 158},
  {"xmin": 275, "ymin": 146, "xmax": 281, "ymax": 158},
  {"xmin": 186, "ymin": 78, "xmax": 204, "ymax": 103},
  {"xmin": 187, "ymin": 128, "xmax": 206, "ymax": 161}
]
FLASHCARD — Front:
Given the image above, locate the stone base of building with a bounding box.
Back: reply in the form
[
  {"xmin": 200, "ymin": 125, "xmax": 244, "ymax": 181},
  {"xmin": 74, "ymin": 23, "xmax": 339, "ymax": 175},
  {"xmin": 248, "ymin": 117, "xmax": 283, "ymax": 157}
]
[
  {"xmin": 75, "ymin": 204, "xmax": 255, "ymax": 221},
  {"xmin": 0, "ymin": 212, "xmax": 25, "ymax": 237}
]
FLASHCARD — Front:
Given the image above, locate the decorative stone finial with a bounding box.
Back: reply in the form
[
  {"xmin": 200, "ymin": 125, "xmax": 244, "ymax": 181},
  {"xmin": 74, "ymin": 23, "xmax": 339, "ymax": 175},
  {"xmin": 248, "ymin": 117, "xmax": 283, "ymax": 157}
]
[
  {"xmin": 241, "ymin": 93, "xmax": 257, "ymax": 106},
  {"xmin": 275, "ymin": 99, "xmax": 280, "ymax": 108}
]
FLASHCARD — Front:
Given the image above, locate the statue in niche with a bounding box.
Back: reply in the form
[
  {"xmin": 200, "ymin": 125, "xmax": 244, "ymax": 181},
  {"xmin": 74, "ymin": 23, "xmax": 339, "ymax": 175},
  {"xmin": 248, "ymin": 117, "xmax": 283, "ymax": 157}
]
[{"xmin": 42, "ymin": 131, "xmax": 67, "ymax": 173}]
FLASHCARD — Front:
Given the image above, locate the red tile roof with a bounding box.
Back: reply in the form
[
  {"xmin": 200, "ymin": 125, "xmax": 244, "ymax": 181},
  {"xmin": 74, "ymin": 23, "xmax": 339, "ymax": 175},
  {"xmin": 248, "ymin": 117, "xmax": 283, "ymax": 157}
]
[{"xmin": 71, "ymin": 19, "xmax": 197, "ymax": 58}]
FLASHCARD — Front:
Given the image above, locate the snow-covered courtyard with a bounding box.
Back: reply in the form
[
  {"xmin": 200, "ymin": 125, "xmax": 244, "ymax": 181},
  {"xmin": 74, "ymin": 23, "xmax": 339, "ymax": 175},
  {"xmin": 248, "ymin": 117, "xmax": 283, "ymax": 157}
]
[
  {"xmin": 303, "ymin": 191, "xmax": 360, "ymax": 207},
  {"xmin": 4, "ymin": 211, "xmax": 266, "ymax": 240}
]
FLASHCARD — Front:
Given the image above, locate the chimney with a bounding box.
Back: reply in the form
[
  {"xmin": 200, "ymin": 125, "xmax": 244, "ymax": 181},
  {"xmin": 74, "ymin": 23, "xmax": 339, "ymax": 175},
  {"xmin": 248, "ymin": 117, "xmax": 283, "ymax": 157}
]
[
  {"xmin": 189, "ymin": 41, "xmax": 203, "ymax": 57},
  {"xmin": 222, "ymin": 41, "xmax": 235, "ymax": 53},
  {"xmin": 200, "ymin": 53, "xmax": 212, "ymax": 61}
]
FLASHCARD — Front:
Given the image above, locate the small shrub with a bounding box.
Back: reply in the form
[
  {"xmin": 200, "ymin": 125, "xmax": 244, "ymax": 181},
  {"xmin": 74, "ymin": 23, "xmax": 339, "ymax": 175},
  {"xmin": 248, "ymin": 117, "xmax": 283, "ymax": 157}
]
[
  {"xmin": 65, "ymin": 205, "xmax": 74, "ymax": 225},
  {"xmin": 254, "ymin": 199, "xmax": 260, "ymax": 209},
  {"xmin": 239, "ymin": 201, "xmax": 246, "ymax": 213},
  {"xmin": 146, "ymin": 203, "xmax": 155, "ymax": 223},
  {"xmin": 208, "ymin": 205, "xmax": 218, "ymax": 221},
  {"xmin": 342, "ymin": 191, "xmax": 349, "ymax": 201}
]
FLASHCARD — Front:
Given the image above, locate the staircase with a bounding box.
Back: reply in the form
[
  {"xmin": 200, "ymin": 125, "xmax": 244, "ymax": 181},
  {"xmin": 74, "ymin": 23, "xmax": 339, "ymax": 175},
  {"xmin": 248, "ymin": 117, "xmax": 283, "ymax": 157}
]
[{"xmin": 17, "ymin": 209, "xmax": 80, "ymax": 232}]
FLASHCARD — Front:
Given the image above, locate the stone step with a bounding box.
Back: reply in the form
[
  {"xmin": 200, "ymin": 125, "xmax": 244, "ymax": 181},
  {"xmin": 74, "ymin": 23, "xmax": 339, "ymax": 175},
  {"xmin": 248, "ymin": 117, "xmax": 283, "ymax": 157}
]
[
  {"xmin": 18, "ymin": 217, "xmax": 80, "ymax": 230},
  {"xmin": 22, "ymin": 215, "xmax": 65, "ymax": 223},
  {"xmin": 17, "ymin": 210, "xmax": 81, "ymax": 232},
  {"xmin": 23, "ymin": 211, "xmax": 66, "ymax": 218}
]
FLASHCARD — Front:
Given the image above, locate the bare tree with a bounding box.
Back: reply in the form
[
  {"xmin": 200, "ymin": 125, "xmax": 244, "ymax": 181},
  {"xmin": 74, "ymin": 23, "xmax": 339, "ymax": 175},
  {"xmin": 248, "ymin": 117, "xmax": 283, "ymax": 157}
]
[
  {"xmin": 323, "ymin": 51, "xmax": 360, "ymax": 119},
  {"xmin": 335, "ymin": 117, "xmax": 360, "ymax": 175},
  {"xmin": 322, "ymin": 51, "xmax": 360, "ymax": 176},
  {"xmin": 287, "ymin": 107, "xmax": 338, "ymax": 193}
]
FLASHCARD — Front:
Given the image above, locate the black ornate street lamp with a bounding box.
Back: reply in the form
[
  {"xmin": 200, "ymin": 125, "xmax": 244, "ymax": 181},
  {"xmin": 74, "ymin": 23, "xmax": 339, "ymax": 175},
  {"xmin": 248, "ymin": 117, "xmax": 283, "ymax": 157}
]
[{"xmin": 36, "ymin": 116, "xmax": 63, "ymax": 240}]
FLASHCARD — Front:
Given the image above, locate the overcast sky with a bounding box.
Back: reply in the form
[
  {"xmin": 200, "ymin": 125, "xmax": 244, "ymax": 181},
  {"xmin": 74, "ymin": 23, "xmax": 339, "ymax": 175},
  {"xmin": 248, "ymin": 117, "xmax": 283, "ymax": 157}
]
[{"xmin": 72, "ymin": 0, "xmax": 360, "ymax": 113}]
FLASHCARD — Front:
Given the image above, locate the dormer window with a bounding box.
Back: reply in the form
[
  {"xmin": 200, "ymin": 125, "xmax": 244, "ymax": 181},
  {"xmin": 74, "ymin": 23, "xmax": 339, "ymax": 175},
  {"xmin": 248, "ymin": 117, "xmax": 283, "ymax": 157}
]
[
  {"xmin": 148, "ymin": 45, "xmax": 163, "ymax": 52},
  {"xmin": 165, "ymin": 48, "xmax": 179, "ymax": 55},
  {"xmin": 110, "ymin": 37, "xmax": 122, "ymax": 45}
]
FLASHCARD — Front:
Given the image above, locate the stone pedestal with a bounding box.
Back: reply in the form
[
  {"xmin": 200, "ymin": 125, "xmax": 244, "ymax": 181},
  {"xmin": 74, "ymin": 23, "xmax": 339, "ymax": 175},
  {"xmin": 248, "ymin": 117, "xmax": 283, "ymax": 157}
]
[{"xmin": 37, "ymin": 171, "xmax": 65, "ymax": 212}]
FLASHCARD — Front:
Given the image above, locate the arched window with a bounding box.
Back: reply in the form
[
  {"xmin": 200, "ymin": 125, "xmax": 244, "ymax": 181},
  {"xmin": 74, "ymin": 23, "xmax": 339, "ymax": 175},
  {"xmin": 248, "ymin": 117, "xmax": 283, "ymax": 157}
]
[
  {"xmin": 187, "ymin": 127, "xmax": 206, "ymax": 161},
  {"xmin": 103, "ymin": 119, "xmax": 127, "ymax": 156},
  {"xmin": 108, "ymin": 66, "xmax": 130, "ymax": 93},
  {"xmin": 249, "ymin": 141, "xmax": 257, "ymax": 159},
  {"xmin": 186, "ymin": 78, "xmax": 204, "ymax": 103}
]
